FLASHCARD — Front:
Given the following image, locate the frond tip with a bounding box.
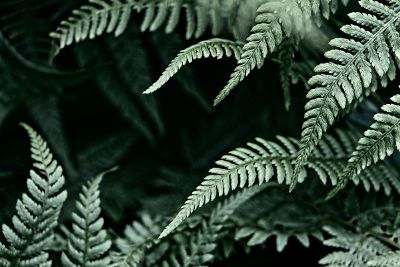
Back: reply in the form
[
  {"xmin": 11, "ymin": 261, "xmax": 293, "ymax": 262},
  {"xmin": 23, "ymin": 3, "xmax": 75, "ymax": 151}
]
[
  {"xmin": 61, "ymin": 169, "xmax": 115, "ymax": 267},
  {"xmin": 143, "ymin": 38, "xmax": 243, "ymax": 95},
  {"xmin": 0, "ymin": 123, "xmax": 67, "ymax": 267}
]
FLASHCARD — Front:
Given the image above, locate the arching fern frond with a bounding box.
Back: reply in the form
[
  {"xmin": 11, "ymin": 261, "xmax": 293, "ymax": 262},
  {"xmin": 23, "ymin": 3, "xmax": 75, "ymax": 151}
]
[
  {"xmin": 369, "ymin": 252, "xmax": 400, "ymax": 267},
  {"xmin": 61, "ymin": 169, "xmax": 115, "ymax": 267},
  {"xmin": 50, "ymin": 0, "xmax": 249, "ymax": 56},
  {"xmin": 292, "ymin": 0, "xmax": 400, "ymax": 189},
  {"xmin": 50, "ymin": 0, "xmax": 137, "ymax": 50},
  {"xmin": 0, "ymin": 123, "xmax": 67, "ymax": 267},
  {"xmin": 159, "ymin": 129, "xmax": 400, "ymax": 239},
  {"xmin": 328, "ymin": 94, "xmax": 400, "ymax": 199},
  {"xmin": 143, "ymin": 38, "xmax": 243, "ymax": 94},
  {"xmin": 213, "ymin": 0, "xmax": 348, "ymax": 105}
]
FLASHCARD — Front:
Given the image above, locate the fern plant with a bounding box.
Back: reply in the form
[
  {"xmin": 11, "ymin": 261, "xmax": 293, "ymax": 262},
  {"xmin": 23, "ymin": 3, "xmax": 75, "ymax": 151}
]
[
  {"xmin": 61, "ymin": 169, "xmax": 114, "ymax": 267},
  {"xmin": 0, "ymin": 124, "xmax": 68, "ymax": 267}
]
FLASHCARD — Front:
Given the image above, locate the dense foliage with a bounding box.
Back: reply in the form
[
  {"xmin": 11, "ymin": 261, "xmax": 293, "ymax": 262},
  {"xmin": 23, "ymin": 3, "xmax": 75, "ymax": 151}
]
[{"xmin": 2, "ymin": 0, "xmax": 400, "ymax": 266}]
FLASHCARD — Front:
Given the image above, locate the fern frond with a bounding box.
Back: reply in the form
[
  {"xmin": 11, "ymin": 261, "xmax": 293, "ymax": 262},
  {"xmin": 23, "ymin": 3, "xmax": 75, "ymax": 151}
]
[
  {"xmin": 213, "ymin": 0, "xmax": 348, "ymax": 105},
  {"xmin": 61, "ymin": 169, "xmax": 115, "ymax": 267},
  {"xmin": 50, "ymin": 0, "xmax": 137, "ymax": 50},
  {"xmin": 320, "ymin": 226, "xmax": 390, "ymax": 267},
  {"xmin": 0, "ymin": 123, "xmax": 67, "ymax": 267},
  {"xmin": 159, "ymin": 129, "xmax": 400, "ymax": 239},
  {"xmin": 112, "ymin": 213, "xmax": 164, "ymax": 266},
  {"xmin": 143, "ymin": 38, "xmax": 243, "ymax": 94},
  {"xmin": 292, "ymin": 0, "xmax": 400, "ymax": 188},
  {"xmin": 328, "ymin": 94, "xmax": 400, "ymax": 198},
  {"xmin": 160, "ymin": 186, "xmax": 263, "ymax": 267},
  {"xmin": 369, "ymin": 251, "xmax": 400, "ymax": 267}
]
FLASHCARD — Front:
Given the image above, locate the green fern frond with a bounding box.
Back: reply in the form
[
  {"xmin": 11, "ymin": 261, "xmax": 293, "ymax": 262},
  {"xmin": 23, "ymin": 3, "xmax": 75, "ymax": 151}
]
[
  {"xmin": 50, "ymin": 0, "xmax": 137, "ymax": 50},
  {"xmin": 0, "ymin": 123, "xmax": 67, "ymax": 267},
  {"xmin": 369, "ymin": 251, "xmax": 400, "ymax": 267},
  {"xmin": 159, "ymin": 129, "xmax": 400, "ymax": 239},
  {"xmin": 160, "ymin": 186, "xmax": 263, "ymax": 267},
  {"xmin": 143, "ymin": 38, "xmax": 243, "ymax": 94},
  {"xmin": 112, "ymin": 213, "xmax": 164, "ymax": 266},
  {"xmin": 213, "ymin": 0, "xmax": 348, "ymax": 105},
  {"xmin": 292, "ymin": 0, "xmax": 400, "ymax": 189},
  {"xmin": 328, "ymin": 94, "xmax": 400, "ymax": 198},
  {"xmin": 320, "ymin": 226, "xmax": 390, "ymax": 267},
  {"xmin": 61, "ymin": 169, "xmax": 115, "ymax": 267}
]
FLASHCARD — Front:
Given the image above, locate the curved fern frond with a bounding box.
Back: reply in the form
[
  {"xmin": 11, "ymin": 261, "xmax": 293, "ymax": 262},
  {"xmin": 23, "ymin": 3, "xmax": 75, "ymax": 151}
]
[
  {"xmin": 213, "ymin": 0, "xmax": 348, "ymax": 105},
  {"xmin": 0, "ymin": 123, "xmax": 67, "ymax": 267},
  {"xmin": 292, "ymin": 0, "xmax": 400, "ymax": 189},
  {"xmin": 50, "ymin": 0, "xmax": 137, "ymax": 50},
  {"xmin": 159, "ymin": 129, "xmax": 400, "ymax": 239},
  {"xmin": 50, "ymin": 0, "xmax": 246, "ymax": 55},
  {"xmin": 328, "ymin": 94, "xmax": 400, "ymax": 199},
  {"xmin": 112, "ymin": 213, "xmax": 164, "ymax": 266},
  {"xmin": 143, "ymin": 38, "xmax": 243, "ymax": 94},
  {"xmin": 61, "ymin": 169, "xmax": 115, "ymax": 267}
]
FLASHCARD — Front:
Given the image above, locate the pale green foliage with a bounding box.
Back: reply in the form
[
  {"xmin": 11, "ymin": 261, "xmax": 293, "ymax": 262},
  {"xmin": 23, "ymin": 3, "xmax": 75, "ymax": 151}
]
[
  {"xmin": 50, "ymin": 0, "xmax": 253, "ymax": 54},
  {"xmin": 329, "ymin": 94, "xmax": 400, "ymax": 198},
  {"xmin": 369, "ymin": 252, "xmax": 400, "ymax": 267},
  {"xmin": 293, "ymin": 0, "xmax": 400, "ymax": 188},
  {"xmin": 159, "ymin": 186, "xmax": 264, "ymax": 267},
  {"xmin": 159, "ymin": 130, "xmax": 400, "ymax": 239},
  {"xmin": 112, "ymin": 213, "xmax": 164, "ymax": 266},
  {"xmin": 320, "ymin": 226, "xmax": 390, "ymax": 267},
  {"xmin": 213, "ymin": 0, "xmax": 348, "ymax": 105},
  {"xmin": 61, "ymin": 170, "xmax": 113, "ymax": 267},
  {"xmin": 143, "ymin": 38, "xmax": 243, "ymax": 94},
  {"xmin": 0, "ymin": 123, "xmax": 68, "ymax": 267}
]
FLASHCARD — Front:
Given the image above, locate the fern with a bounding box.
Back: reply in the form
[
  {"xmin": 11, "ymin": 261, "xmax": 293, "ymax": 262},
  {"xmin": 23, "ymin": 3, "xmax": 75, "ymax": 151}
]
[
  {"xmin": 292, "ymin": 0, "xmax": 400, "ymax": 188},
  {"xmin": 143, "ymin": 38, "xmax": 243, "ymax": 94},
  {"xmin": 159, "ymin": 186, "xmax": 264, "ymax": 267},
  {"xmin": 112, "ymin": 213, "xmax": 164, "ymax": 266},
  {"xmin": 0, "ymin": 123, "xmax": 68, "ymax": 267},
  {"xmin": 50, "ymin": 0, "xmax": 249, "ymax": 55},
  {"xmin": 320, "ymin": 226, "xmax": 390, "ymax": 267},
  {"xmin": 369, "ymin": 252, "xmax": 400, "ymax": 267},
  {"xmin": 213, "ymin": 0, "xmax": 348, "ymax": 105},
  {"xmin": 159, "ymin": 129, "xmax": 400, "ymax": 239},
  {"xmin": 61, "ymin": 169, "xmax": 114, "ymax": 267},
  {"xmin": 328, "ymin": 94, "xmax": 400, "ymax": 198}
]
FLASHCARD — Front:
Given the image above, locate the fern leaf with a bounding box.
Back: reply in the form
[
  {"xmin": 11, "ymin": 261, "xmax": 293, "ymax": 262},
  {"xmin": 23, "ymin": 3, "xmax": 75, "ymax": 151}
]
[
  {"xmin": 292, "ymin": 0, "xmax": 400, "ymax": 189},
  {"xmin": 61, "ymin": 169, "xmax": 115, "ymax": 267},
  {"xmin": 160, "ymin": 186, "xmax": 263, "ymax": 267},
  {"xmin": 50, "ymin": 0, "xmax": 137, "ymax": 49},
  {"xmin": 320, "ymin": 226, "xmax": 390, "ymax": 267},
  {"xmin": 0, "ymin": 123, "xmax": 67, "ymax": 267},
  {"xmin": 328, "ymin": 94, "xmax": 400, "ymax": 198},
  {"xmin": 143, "ymin": 38, "xmax": 243, "ymax": 94},
  {"xmin": 159, "ymin": 129, "xmax": 400, "ymax": 239},
  {"xmin": 213, "ymin": 0, "xmax": 347, "ymax": 105},
  {"xmin": 369, "ymin": 252, "xmax": 400, "ymax": 267}
]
